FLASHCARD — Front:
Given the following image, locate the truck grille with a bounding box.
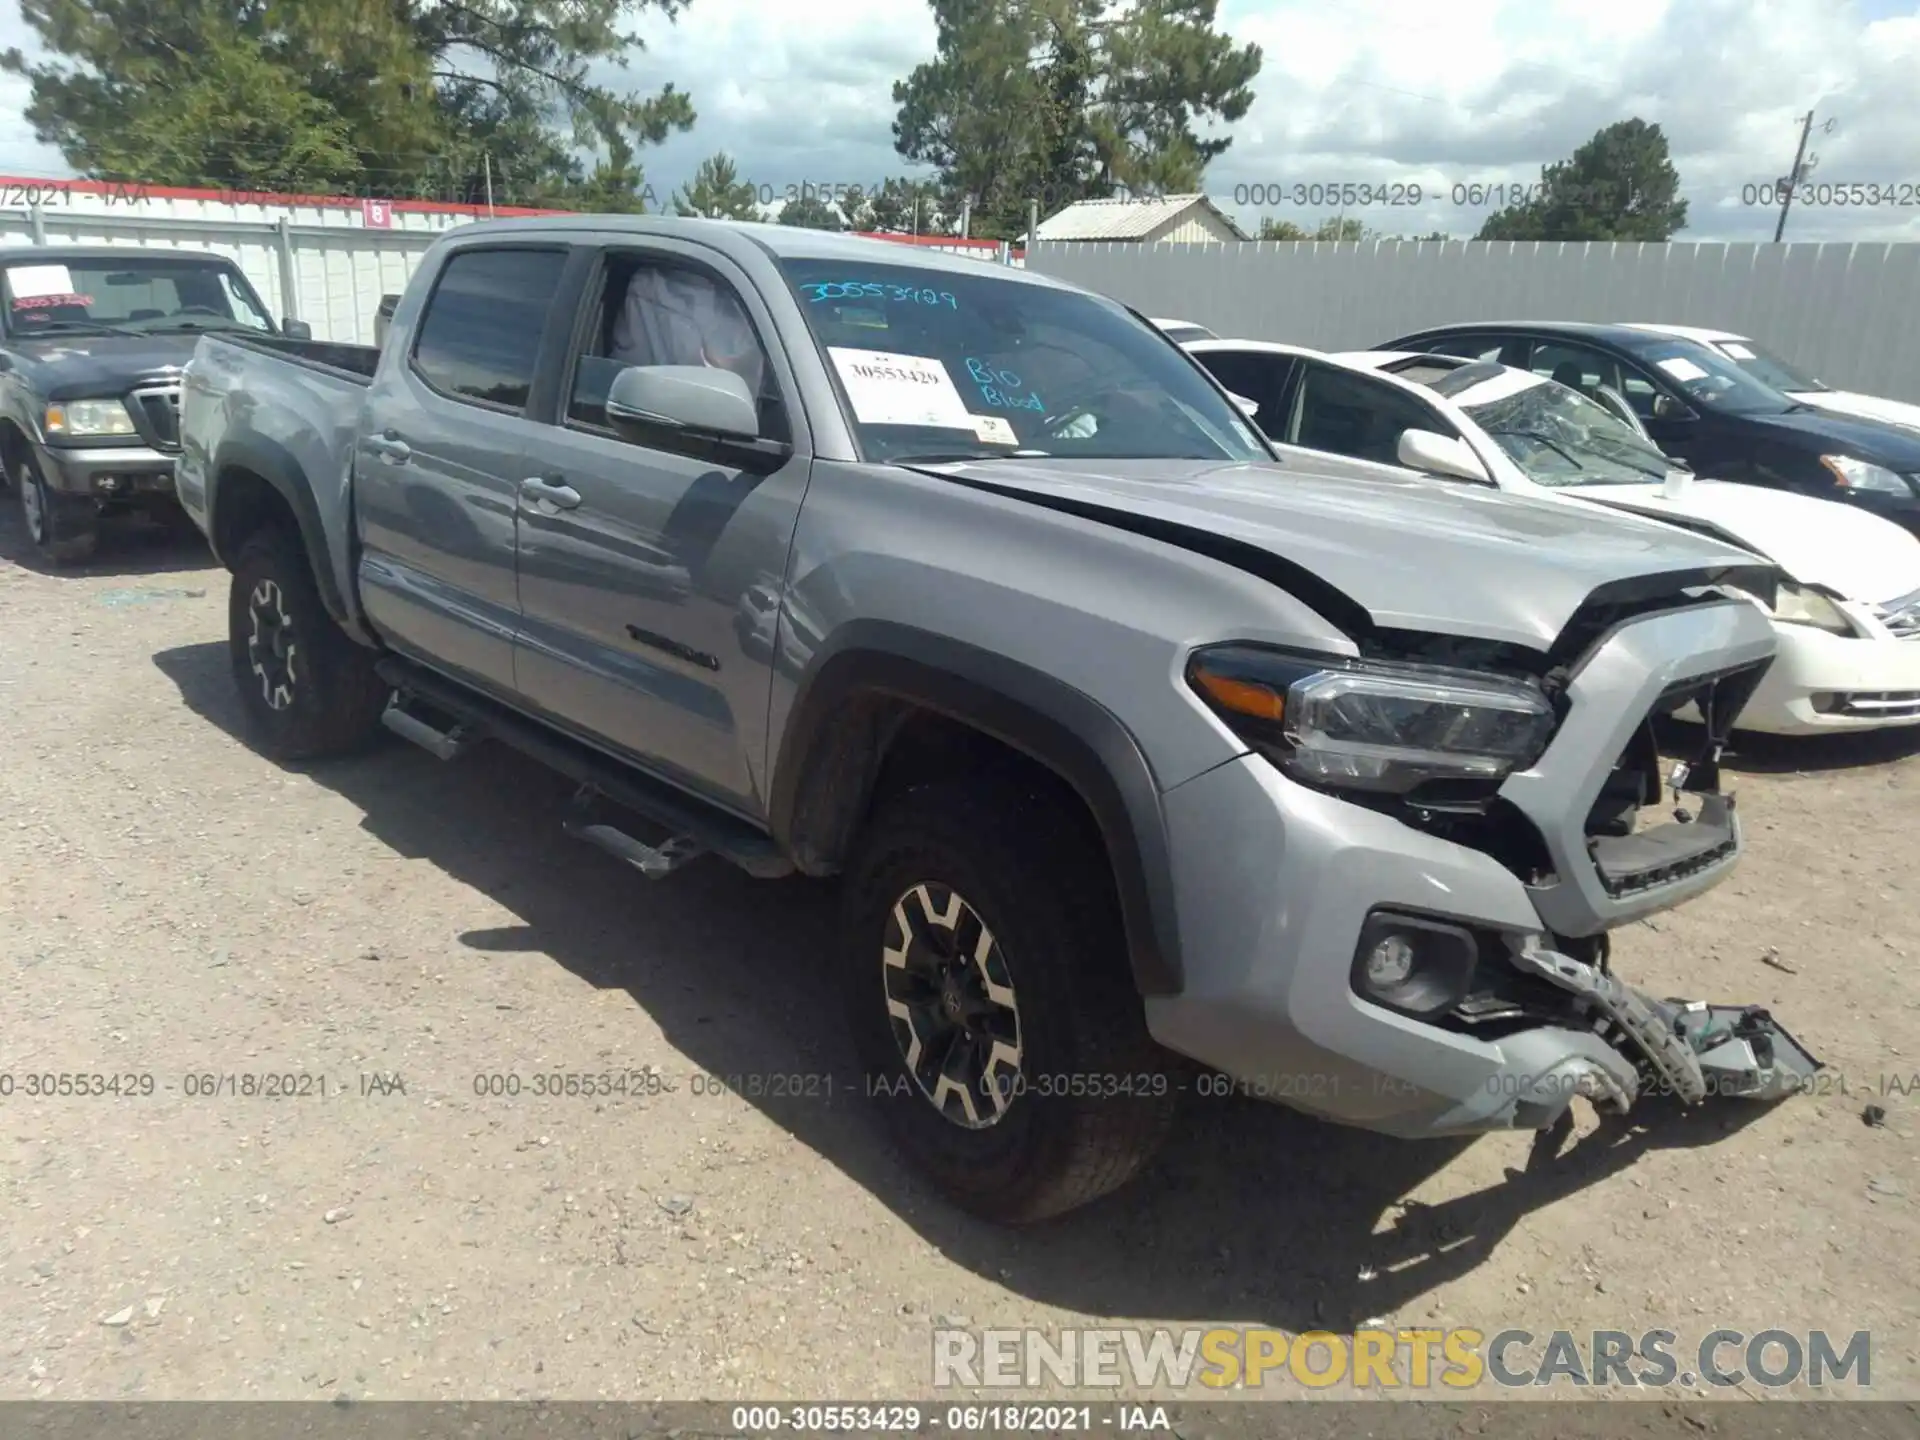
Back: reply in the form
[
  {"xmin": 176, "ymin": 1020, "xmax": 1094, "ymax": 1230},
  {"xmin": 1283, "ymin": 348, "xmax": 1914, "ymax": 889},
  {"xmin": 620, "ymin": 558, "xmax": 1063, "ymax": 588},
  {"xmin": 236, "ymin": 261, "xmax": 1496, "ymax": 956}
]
[{"xmin": 129, "ymin": 385, "xmax": 182, "ymax": 452}]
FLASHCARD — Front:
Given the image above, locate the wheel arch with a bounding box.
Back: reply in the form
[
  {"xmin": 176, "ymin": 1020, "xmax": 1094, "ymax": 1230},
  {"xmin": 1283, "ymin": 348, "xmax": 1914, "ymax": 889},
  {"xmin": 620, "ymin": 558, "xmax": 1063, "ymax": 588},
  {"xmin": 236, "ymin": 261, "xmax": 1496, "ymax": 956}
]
[
  {"xmin": 769, "ymin": 622, "xmax": 1184, "ymax": 996},
  {"xmin": 208, "ymin": 435, "xmax": 352, "ymax": 630}
]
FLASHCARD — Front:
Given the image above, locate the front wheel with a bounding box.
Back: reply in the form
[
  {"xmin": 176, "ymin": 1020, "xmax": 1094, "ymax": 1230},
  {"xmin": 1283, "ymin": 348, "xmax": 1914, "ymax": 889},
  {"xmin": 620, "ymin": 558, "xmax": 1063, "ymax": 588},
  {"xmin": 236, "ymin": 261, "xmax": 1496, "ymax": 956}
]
[
  {"xmin": 13, "ymin": 450, "xmax": 96, "ymax": 565},
  {"xmin": 839, "ymin": 776, "xmax": 1178, "ymax": 1224},
  {"xmin": 227, "ymin": 528, "xmax": 388, "ymax": 760}
]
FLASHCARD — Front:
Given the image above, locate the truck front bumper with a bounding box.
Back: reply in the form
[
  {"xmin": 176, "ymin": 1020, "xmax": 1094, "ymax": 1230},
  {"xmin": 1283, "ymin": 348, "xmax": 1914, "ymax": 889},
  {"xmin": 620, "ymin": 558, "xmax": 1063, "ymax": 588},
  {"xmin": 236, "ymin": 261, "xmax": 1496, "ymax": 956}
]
[
  {"xmin": 1145, "ymin": 598, "xmax": 1818, "ymax": 1138},
  {"xmin": 37, "ymin": 441, "xmax": 177, "ymax": 501}
]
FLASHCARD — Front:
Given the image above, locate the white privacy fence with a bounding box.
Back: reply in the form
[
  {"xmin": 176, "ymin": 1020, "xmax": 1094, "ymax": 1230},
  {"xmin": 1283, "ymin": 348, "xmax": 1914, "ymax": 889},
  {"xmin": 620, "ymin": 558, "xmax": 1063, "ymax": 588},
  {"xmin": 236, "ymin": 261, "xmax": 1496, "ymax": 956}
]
[
  {"xmin": 1026, "ymin": 238, "xmax": 1920, "ymax": 403},
  {"xmin": 0, "ymin": 176, "xmax": 1024, "ymax": 346}
]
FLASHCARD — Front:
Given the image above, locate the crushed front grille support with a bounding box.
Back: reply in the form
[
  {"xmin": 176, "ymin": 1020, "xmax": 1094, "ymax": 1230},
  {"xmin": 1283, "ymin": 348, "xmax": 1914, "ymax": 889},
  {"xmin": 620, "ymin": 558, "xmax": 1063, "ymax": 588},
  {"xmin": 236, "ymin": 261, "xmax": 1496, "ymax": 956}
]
[{"xmin": 1507, "ymin": 938, "xmax": 1822, "ymax": 1109}]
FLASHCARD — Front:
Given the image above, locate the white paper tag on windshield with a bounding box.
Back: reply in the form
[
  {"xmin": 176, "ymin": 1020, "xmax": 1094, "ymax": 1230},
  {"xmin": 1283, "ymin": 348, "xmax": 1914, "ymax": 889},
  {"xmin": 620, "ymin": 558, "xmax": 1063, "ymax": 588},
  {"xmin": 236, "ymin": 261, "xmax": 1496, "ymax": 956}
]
[
  {"xmin": 828, "ymin": 348, "xmax": 973, "ymax": 429},
  {"xmin": 1721, "ymin": 342, "xmax": 1755, "ymax": 360},
  {"xmin": 970, "ymin": 413, "xmax": 1018, "ymax": 446},
  {"xmin": 1657, "ymin": 356, "xmax": 1708, "ymax": 382},
  {"xmin": 7, "ymin": 263, "xmax": 76, "ymax": 299}
]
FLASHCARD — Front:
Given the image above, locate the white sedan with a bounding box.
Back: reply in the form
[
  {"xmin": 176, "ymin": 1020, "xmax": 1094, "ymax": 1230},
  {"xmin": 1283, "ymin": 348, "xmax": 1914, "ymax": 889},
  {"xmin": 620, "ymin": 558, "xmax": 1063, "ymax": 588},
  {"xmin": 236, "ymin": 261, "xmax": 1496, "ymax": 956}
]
[
  {"xmin": 1623, "ymin": 323, "xmax": 1920, "ymax": 436},
  {"xmin": 1183, "ymin": 337, "xmax": 1920, "ymax": 736}
]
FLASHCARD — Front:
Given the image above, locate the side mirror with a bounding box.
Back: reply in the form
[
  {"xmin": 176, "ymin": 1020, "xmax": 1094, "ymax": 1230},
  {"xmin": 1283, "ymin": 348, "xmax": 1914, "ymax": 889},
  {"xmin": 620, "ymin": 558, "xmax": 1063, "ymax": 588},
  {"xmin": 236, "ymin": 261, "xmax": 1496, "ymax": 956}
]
[
  {"xmin": 1397, "ymin": 427, "xmax": 1491, "ymax": 483},
  {"xmin": 608, "ymin": 364, "xmax": 760, "ymax": 439},
  {"xmin": 607, "ymin": 363, "xmax": 790, "ymax": 472},
  {"xmin": 1652, "ymin": 392, "xmax": 1695, "ymax": 422},
  {"xmin": 282, "ymin": 318, "xmax": 312, "ymax": 339},
  {"xmin": 1225, "ymin": 390, "xmax": 1260, "ymax": 418}
]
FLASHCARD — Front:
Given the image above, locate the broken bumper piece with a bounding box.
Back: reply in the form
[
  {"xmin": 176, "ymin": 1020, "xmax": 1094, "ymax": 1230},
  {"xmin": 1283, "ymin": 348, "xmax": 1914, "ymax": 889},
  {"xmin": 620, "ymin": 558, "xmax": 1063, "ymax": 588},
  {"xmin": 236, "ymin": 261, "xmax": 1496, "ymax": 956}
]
[{"xmin": 1509, "ymin": 940, "xmax": 1822, "ymax": 1112}]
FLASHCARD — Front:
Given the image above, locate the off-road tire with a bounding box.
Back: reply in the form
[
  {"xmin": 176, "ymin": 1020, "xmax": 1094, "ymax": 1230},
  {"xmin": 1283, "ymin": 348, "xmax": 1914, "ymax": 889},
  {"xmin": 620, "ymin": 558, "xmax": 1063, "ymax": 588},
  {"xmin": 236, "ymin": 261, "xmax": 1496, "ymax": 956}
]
[
  {"xmin": 228, "ymin": 528, "xmax": 388, "ymax": 760},
  {"xmin": 840, "ymin": 776, "xmax": 1179, "ymax": 1224},
  {"xmin": 14, "ymin": 449, "xmax": 97, "ymax": 565}
]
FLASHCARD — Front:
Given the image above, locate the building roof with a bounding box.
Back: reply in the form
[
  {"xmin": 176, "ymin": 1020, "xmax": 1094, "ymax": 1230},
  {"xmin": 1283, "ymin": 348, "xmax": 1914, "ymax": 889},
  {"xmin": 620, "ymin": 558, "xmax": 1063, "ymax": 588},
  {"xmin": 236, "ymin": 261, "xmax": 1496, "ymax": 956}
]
[{"xmin": 1035, "ymin": 193, "xmax": 1247, "ymax": 242}]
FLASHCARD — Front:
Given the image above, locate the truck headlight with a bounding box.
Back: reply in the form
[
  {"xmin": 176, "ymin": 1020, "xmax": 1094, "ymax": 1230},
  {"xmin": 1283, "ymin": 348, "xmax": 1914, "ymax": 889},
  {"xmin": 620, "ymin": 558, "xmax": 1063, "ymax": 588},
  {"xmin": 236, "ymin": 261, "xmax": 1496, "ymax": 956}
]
[
  {"xmin": 1186, "ymin": 644, "xmax": 1556, "ymax": 798},
  {"xmin": 44, "ymin": 399, "xmax": 138, "ymax": 439},
  {"xmin": 1770, "ymin": 581, "xmax": 1855, "ymax": 636},
  {"xmin": 1820, "ymin": 454, "xmax": 1916, "ymax": 496}
]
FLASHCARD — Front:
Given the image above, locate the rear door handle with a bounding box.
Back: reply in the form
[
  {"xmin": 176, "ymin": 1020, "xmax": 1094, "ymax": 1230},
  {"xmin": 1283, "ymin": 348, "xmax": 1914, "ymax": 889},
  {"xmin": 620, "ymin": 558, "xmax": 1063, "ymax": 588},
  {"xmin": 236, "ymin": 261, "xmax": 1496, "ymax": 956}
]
[
  {"xmin": 366, "ymin": 431, "xmax": 410, "ymax": 463},
  {"xmin": 520, "ymin": 475, "xmax": 581, "ymax": 509}
]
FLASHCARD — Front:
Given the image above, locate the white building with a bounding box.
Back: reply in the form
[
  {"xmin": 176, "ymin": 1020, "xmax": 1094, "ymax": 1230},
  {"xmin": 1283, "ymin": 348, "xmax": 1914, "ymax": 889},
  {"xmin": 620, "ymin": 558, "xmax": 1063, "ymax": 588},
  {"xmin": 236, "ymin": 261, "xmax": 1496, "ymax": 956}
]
[{"xmin": 1034, "ymin": 193, "xmax": 1247, "ymax": 246}]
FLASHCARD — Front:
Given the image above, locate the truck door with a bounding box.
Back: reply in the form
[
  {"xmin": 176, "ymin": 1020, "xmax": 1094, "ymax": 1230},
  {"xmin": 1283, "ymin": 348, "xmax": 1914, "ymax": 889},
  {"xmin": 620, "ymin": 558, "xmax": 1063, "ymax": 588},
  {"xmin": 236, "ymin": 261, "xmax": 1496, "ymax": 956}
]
[
  {"xmin": 511, "ymin": 240, "xmax": 813, "ymax": 816},
  {"xmin": 355, "ymin": 242, "xmax": 572, "ymax": 696}
]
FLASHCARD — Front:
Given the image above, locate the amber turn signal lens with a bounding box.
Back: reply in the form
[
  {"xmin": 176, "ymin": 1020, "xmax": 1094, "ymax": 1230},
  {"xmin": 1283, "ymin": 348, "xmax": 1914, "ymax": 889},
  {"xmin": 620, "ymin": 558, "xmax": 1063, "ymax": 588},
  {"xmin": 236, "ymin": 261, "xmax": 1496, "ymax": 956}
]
[{"xmin": 1191, "ymin": 669, "xmax": 1285, "ymax": 722}]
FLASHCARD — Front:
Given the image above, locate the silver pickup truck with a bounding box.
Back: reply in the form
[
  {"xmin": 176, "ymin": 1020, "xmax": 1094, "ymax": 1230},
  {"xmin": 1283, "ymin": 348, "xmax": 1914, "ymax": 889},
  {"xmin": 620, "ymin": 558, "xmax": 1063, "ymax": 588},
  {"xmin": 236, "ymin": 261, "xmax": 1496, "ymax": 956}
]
[{"xmin": 177, "ymin": 216, "xmax": 1817, "ymax": 1224}]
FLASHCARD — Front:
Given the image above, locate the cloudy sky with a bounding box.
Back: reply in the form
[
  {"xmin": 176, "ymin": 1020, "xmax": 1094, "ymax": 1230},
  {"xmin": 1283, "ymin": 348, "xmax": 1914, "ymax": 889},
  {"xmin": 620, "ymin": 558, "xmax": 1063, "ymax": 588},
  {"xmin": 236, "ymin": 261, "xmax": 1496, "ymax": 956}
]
[{"xmin": 4, "ymin": 0, "xmax": 1920, "ymax": 242}]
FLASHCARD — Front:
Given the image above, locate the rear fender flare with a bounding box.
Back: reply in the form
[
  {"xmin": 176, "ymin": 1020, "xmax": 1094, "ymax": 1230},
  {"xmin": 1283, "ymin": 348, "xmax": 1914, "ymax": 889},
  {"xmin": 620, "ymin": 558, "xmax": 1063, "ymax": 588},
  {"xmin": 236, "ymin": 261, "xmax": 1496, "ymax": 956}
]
[
  {"xmin": 209, "ymin": 435, "xmax": 356, "ymax": 633},
  {"xmin": 769, "ymin": 621, "xmax": 1184, "ymax": 996}
]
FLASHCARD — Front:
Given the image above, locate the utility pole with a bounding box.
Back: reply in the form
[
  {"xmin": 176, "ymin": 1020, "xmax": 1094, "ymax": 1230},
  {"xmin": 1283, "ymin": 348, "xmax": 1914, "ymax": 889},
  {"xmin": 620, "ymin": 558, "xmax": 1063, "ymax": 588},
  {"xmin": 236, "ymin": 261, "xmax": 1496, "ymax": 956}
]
[
  {"xmin": 1027, "ymin": 198, "xmax": 1040, "ymax": 252},
  {"xmin": 483, "ymin": 152, "xmax": 496, "ymax": 217},
  {"xmin": 1773, "ymin": 110, "xmax": 1833, "ymax": 242}
]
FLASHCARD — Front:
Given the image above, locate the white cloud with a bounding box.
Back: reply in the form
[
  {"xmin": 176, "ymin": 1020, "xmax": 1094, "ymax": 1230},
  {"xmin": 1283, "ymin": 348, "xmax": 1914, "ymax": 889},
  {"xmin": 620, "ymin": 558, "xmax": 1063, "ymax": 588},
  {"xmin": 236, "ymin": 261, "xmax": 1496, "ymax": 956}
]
[{"xmin": 4, "ymin": 0, "xmax": 1919, "ymax": 240}]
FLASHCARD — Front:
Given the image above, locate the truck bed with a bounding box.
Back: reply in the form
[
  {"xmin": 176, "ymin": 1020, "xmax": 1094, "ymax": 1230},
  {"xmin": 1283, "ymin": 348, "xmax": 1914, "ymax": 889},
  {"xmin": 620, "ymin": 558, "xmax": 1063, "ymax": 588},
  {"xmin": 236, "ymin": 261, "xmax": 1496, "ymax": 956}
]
[{"xmin": 207, "ymin": 330, "xmax": 381, "ymax": 382}]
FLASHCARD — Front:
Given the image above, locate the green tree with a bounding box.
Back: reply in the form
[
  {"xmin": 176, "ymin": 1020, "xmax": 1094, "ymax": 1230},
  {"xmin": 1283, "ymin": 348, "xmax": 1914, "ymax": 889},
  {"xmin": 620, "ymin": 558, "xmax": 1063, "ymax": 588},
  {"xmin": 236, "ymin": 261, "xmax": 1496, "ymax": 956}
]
[
  {"xmin": 570, "ymin": 132, "xmax": 653, "ymax": 213},
  {"xmin": 3, "ymin": 0, "xmax": 697, "ymax": 205},
  {"xmin": 846, "ymin": 176, "xmax": 950, "ymax": 233},
  {"xmin": 778, "ymin": 191, "xmax": 844, "ymax": 230},
  {"xmin": 1476, "ymin": 118, "xmax": 1688, "ymax": 241},
  {"xmin": 1257, "ymin": 215, "xmax": 1372, "ymax": 241},
  {"xmin": 893, "ymin": 0, "xmax": 1261, "ymax": 241},
  {"xmin": 672, "ymin": 151, "xmax": 760, "ymax": 219}
]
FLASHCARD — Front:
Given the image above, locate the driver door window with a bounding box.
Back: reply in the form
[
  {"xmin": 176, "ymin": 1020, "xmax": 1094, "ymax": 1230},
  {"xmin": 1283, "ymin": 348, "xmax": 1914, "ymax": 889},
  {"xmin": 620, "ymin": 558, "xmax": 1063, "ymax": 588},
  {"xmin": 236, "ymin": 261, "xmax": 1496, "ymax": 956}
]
[
  {"xmin": 567, "ymin": 255, "xmax": 789, "ymax": 445},
  {"xmin": 1286, "ymin": 361, "xmax": 1452, "ymax": 468}
]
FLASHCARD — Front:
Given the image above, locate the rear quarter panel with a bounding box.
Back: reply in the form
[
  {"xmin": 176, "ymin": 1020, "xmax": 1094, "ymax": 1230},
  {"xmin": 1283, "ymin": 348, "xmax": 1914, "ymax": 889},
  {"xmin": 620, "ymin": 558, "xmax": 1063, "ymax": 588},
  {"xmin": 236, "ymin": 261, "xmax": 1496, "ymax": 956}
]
[{"xmin": 181, "ymin": 334, "xmax": 372, "ymax": 626}]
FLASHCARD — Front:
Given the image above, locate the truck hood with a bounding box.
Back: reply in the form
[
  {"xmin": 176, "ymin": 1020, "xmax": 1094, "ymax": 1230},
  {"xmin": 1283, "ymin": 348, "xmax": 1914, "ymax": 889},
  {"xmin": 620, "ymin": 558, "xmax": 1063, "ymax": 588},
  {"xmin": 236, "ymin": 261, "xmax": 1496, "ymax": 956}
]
[
  {"xmin": 909, "ymin": 456, "xmax": 1775, "ymax": 651},
  {"xmin": 4, "ymin": 332, "xmax": 197, "ymax": 398},
  {"xmin": 1560, "ymin": 478, "xmax": 1920, "ymax": 605},
  {"xmin": 1788, "ymin": 389, "xmax": 1920, "ymax": 436}
]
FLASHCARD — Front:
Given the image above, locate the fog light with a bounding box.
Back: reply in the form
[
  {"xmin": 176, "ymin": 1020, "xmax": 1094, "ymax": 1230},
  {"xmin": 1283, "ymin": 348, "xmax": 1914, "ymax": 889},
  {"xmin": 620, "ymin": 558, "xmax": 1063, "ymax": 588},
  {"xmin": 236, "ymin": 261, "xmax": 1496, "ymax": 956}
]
[
  {"xmin": 96, "ymin": 474, "xmax": 123, "ymax": 494},
  {"xmin": 1350, "ymin": 911, "xmax": 1482, "ymax": 1018},
  {"xmin": 1364, "ymin": 934, "xmax": 1416, "ymax": 989},
  {"xmin": 1810, "ymin": 692, "xmax": 1841, "ymax": 714}
]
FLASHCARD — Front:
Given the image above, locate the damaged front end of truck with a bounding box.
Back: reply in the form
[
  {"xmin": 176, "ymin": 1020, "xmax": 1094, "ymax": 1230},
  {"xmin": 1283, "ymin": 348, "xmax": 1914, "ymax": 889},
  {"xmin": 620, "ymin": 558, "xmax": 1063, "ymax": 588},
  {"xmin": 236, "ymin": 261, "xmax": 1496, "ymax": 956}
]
[{"xmin": 1364, "ymin": 577, "xmax": 1824, "ymax": 1131}]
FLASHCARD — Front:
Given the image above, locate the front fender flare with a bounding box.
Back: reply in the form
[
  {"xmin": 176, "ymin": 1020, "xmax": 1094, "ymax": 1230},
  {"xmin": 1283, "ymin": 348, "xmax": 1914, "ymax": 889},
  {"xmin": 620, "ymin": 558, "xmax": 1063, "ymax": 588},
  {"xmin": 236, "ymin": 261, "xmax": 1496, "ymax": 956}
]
[{"xmin": 770, "ymin": 621, "xmax": 1184, "ymax": 996}]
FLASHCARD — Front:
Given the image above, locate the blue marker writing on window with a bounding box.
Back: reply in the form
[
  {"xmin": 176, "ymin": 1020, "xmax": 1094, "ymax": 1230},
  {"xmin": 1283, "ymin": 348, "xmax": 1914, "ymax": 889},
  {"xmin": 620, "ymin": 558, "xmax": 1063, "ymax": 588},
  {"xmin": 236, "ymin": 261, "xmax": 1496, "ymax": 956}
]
[
  {"xmin": 965, "ymin": 357, "xmax": 1044, "ymax": 412},
  {"xmin": 802, "ymin": 280, "xmax": 957, "ymax": 308}
]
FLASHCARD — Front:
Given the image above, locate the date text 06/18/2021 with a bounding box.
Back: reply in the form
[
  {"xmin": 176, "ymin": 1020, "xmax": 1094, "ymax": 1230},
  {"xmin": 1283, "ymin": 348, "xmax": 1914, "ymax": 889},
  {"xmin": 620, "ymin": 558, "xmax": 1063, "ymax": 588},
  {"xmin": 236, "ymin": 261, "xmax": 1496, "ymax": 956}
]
[{"xmin": 1226, "ymin": 181, "xmax": 1641, "ymax": 210}]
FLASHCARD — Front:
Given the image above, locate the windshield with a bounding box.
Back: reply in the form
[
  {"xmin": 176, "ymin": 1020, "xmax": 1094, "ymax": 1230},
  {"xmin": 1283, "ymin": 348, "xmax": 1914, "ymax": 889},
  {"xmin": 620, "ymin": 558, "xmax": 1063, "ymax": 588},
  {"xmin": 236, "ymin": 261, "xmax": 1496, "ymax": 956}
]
[
  {"xmin": 1455, "ymin": 371, "xmax": 1672, "ymax": 487},
  {"xmin": 2, "ymin": 255, "xmax": 274, "ymax": 338},
  {"xmin": 776, "ymin": 259, "xmax": 1268, "ymax": 463},
  {"xmin": 1617, "ymin": 334, "xmax": 1796, "ymax": 416},
  {"xmin": 1711, "ymin": 337, "xmax": 1828, "ymax": 393}
]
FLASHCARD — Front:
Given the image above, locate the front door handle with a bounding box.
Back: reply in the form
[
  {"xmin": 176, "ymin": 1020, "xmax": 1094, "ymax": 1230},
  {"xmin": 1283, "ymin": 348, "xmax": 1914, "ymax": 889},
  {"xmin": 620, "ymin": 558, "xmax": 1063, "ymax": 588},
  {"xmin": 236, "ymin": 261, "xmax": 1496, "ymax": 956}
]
[
  {"xmin": 520, "ymin": 475, "xmax": 581, "ymax": 509},
  {"xmin": 366, "ymin": 431, "xmax": 411, "ymax": 463}
]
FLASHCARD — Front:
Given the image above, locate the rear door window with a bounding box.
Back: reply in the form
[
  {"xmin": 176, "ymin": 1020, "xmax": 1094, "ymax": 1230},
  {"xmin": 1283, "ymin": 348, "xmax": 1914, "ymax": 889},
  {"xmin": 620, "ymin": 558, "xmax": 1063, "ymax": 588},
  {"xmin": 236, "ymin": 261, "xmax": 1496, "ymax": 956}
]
[{"xmin": 410, "ymin": 247, "xmax": 569, "ymax": 411}]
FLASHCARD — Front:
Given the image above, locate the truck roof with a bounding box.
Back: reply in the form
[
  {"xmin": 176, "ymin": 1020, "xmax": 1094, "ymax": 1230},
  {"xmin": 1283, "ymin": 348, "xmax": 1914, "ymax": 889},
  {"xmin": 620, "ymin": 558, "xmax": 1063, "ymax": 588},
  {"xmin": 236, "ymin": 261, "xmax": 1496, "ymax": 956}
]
[
  {"xmin": 438, "ymin": 214, "xmax": 1076, "ymax": 290},
  {"xmin": 0, "ymin": 243, "xmax": 241, "ymax": 266}
]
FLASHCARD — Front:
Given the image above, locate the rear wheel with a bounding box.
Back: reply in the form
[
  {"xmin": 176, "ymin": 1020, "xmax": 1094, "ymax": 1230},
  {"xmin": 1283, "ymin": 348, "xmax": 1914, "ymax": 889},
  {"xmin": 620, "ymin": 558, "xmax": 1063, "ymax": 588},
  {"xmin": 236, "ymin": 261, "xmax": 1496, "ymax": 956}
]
[
  {"xmin": 227, "ymin": 528, "xmax": 388, "ymax": 760},
  {"xmin": 840, "ymin": 776, "xmax": 1178, "ymax": 1224}
]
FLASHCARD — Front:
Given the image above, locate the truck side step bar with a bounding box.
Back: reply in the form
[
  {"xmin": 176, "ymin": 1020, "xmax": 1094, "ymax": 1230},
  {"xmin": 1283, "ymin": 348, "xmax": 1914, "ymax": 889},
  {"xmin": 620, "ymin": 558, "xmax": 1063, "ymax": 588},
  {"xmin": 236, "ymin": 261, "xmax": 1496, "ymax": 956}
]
[
  {"xmin": 374, "ymin": 657, "xmax": 794, "ymax": 880},
  {"xmin": 380, "ymin": 696, "xmax": 471, "ymax": 760}
]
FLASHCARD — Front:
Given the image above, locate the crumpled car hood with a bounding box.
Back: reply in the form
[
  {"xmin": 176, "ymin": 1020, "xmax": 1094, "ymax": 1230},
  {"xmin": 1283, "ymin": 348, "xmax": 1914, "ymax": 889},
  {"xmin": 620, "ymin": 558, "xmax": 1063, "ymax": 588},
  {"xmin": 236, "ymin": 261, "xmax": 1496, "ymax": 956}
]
[
  {"xmin": 1563, "ymin": 479, "xmax": 1920, "ymax": 605},
  {"xmin": 910, "ymin": 455, "xmax": 1776, "ymax": 651}
]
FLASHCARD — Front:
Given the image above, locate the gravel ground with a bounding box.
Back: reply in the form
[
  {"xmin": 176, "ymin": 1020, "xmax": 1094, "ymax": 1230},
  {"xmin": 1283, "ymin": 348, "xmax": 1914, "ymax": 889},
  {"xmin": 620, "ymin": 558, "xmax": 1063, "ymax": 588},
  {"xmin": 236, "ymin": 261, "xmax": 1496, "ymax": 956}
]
[{"xmin": 2, "ymin": 511, "xmax": 1917, "ymax": 1405}]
